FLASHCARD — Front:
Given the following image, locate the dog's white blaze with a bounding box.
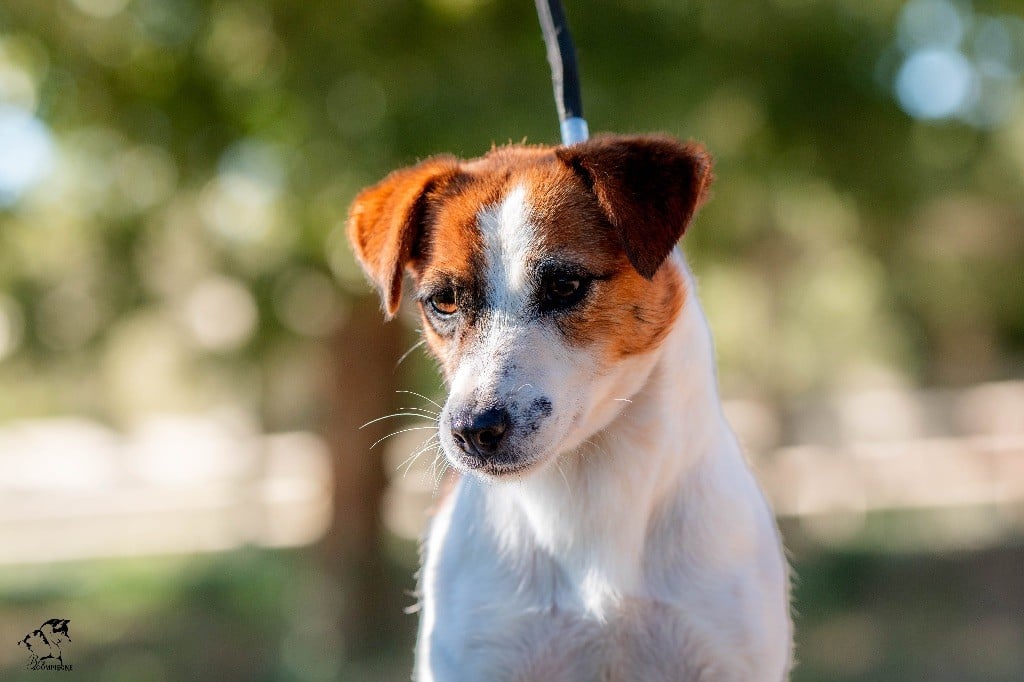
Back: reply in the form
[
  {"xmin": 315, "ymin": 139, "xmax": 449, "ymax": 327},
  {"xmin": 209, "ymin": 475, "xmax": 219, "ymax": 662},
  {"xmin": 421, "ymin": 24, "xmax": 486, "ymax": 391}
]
[
  {"xmin": 477, "ymin": 184, "xmax": 535, "ymax": 314},
  {"xmin": 448, "ymin": 183, "xmax": 545, "ymax": 406}
]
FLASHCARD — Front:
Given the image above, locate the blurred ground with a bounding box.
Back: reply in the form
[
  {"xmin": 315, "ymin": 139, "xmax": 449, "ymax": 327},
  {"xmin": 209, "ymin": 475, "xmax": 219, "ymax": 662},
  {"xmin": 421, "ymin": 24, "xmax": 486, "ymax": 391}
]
[
  {"xmin": 1, "ymin": 381, "xmax": 1022, "ymax": 680},
  {"xmin": 2, "ymin": 542, "xmax": 1023, "ymax": 682}
]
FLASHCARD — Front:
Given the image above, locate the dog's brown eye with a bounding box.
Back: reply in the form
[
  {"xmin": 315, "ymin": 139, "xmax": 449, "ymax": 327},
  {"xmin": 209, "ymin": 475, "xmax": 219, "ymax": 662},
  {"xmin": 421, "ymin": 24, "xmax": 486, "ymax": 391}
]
[
  {"xmin": 429, "ymin": 289, "xmax": 458, "ymax": 316},
  {"xmin": 541, "ymin": 274, "xmax": 589, "ymax": 311},
  {"xmin": 548, "ymin": 277, "xmax": 579, "ymax": 299}
]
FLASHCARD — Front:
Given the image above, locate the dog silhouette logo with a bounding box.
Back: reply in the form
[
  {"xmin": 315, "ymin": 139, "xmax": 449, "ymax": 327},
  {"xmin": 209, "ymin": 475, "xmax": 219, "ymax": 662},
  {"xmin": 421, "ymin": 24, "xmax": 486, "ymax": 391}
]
[{"xmin": 17, "ymin": 619, "xmax": 72, "ymax": 671}]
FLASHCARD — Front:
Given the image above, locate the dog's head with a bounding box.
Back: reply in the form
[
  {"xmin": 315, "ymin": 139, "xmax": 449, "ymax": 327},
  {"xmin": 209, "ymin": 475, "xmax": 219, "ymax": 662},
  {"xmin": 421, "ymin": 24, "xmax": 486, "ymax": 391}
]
[{"xmin": 349, "ymin": 135, "xmax": 712, "ymax": 479}]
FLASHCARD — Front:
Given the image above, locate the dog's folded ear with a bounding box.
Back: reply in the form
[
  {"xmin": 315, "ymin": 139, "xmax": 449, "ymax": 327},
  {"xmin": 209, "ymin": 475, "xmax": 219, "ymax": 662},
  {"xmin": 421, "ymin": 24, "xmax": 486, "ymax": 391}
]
[
  {"xmin": 348, "ymin": 156, "xmax": 461, "ymax": 318},
  {"xmin": 556, "ymin": 135, "xmax": 713, "ymax": 279}
]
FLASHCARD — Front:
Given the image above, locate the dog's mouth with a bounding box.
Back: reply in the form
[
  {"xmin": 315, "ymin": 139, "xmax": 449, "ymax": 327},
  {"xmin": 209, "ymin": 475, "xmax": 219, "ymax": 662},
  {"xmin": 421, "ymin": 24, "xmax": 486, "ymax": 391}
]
[
  {"xmin": 465, "ymin": 453, "xmax": 544, "ymax": 479},
  {"xmin": 440, "ymin": 435, "xmax": 541, "ymax": 479}
]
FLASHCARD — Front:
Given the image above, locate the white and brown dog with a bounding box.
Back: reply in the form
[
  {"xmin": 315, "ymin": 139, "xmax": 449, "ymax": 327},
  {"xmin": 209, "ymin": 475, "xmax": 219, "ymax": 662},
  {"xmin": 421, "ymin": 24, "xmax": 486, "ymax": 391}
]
[{"xmin": 348, "ymin": 135, "xmax": 792, "ymax": 681}]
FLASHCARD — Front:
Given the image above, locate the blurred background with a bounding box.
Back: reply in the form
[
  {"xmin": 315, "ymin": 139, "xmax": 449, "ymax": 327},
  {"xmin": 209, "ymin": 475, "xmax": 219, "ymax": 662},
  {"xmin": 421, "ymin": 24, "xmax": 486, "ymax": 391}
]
[{"xmin": 0, "ymin": 0, "xmax": 1022, "ymax": 679}]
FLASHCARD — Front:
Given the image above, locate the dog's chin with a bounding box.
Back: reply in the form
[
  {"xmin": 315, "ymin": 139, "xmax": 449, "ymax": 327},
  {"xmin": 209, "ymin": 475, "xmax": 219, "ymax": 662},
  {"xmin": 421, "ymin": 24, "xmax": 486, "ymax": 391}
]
[{"xmin": 471, "ymin": 458, "xmax": 540, "ymax": 480}]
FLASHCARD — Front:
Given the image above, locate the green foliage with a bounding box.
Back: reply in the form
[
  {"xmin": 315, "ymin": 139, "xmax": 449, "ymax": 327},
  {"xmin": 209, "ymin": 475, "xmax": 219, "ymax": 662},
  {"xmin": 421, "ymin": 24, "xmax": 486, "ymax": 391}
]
[{"xmin": 0, "ymin": 0, "xmax": 1022, "ymax": 422}]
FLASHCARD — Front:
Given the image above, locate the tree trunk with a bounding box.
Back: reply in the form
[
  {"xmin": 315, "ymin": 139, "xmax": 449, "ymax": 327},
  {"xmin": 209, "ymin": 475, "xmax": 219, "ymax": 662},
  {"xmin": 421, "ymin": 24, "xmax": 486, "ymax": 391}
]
[{"xmin": 319, "ymin": 295, "xmax": 405, "ymax": 655}]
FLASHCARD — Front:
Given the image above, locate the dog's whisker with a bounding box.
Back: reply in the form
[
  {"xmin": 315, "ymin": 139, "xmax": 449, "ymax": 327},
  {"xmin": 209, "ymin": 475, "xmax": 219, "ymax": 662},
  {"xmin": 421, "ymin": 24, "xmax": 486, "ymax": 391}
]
[
  {"xmin": 555, "ymin": 460, "xmax": 575, "ymax": 505},
  {"xmin": 396, "ymin": 390, "xmax": 444, "ymax": 410},
  {"xmin": 360, "ymin": 412, "xmax": 439, "ymax": 429},
  {"xmin": 581, "ymin": 436, "xmax": 612, "ymax": 461},
  {"xmin": 397, "ymin": 431, "xmax": 439, "ymax": 464},
  {"xmin": 431, "ymin": 459, "xmax": 450, "ymax": 495},
  {"xmin": 425, "ymin": 455, "xmax": 439, "ymax": 489},
  {"xmin": 513, "ymin": 383, "xmax": 533, "ymax": 394},
  {"xmin": 396, "ymin": 338, "xmax": 427, "ymax": 368},
  {"xmin": 369, "ymin": 426, "xmax": 439, "ymax": 450},
  {"xmin": 395, "ymin": 405, "xmax": 441, "ymax": 417},
  {"xmin": 613, "ymin": 398, "xmax": 633, "ymax": 403},
  {"xmin": 400, "ymin": 447, "xmax": 435, "ymax": 479},
  {"xmin": 427, "ymin": 448, "xmax": 449, "ymax": 492},
  {"xmin": 398, "ymin": 436, "xmax": 441, "ymax": 477}
]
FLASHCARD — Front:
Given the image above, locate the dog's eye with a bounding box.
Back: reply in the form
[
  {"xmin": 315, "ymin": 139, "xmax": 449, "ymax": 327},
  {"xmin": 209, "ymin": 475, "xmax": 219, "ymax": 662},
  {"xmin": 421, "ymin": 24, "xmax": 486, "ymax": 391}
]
[
  {"xmin": 541, "ymin": 274, "xmax": 589, "ymax": 311},
  {"xmin": 429, "ymin": 289, "xmax": 458, "ymax": 316}
]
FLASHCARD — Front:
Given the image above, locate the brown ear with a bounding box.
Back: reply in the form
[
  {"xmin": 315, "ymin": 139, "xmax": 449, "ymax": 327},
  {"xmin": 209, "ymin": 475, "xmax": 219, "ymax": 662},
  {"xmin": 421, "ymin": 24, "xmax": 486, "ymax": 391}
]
[
  {"xmin": 347, "ymin": 156, "xmax": 460, "ymax": 318},
  {"xmin": 556, "ymin": 135, "xmax": 713, "ymax": 279}
]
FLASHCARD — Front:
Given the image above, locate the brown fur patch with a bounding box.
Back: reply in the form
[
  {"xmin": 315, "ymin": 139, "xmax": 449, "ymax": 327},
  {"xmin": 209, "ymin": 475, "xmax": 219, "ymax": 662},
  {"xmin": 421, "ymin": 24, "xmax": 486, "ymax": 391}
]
[
  {"xmin": 563, "ymin": 260, "xmax": 687, "ymax": 361},
  {"xmin": 555, "ymin": 135, "xmax": 713, "ymax": 279},
  {"xmin": 347, "ymin": 156, "xmax": 460, "ymax": 317}
]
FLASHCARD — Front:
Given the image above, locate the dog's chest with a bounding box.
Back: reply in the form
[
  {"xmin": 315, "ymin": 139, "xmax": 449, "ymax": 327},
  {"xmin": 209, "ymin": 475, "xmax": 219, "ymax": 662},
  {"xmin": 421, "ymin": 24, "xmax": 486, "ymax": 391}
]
[
  {"xmin": 415, "ymin": 434, "xmax": 789, "ymax": 682},
  {"xmin": 457, "ymin": 595, "xmax": 717, "ymax": 682},
  {"xmin": 418, "ymin": 508, "xmax": 733, "ymax": 681}
]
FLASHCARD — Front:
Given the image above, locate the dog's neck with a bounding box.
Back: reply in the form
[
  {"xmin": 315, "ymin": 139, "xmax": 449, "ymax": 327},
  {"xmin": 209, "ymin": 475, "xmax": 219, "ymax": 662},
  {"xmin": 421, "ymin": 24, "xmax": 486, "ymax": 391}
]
[{"xmin": 478, "ymin": 257, "xmax": 736, "ymax": 612}]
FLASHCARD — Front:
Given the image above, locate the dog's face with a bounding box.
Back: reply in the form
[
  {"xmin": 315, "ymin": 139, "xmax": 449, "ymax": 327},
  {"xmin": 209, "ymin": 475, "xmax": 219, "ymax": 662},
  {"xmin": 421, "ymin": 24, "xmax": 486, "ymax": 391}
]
[{"xmin": 349, "ymin": 135, "xmax": 712, "ymax": 479}]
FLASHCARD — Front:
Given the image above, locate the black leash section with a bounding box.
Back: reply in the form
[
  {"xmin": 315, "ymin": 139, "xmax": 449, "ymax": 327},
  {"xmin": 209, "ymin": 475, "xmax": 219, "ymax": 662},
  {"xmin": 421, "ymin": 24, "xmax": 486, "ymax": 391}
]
[{"xmin": 534, "ymin": 0, "xmax": 589, "ymax": 145}]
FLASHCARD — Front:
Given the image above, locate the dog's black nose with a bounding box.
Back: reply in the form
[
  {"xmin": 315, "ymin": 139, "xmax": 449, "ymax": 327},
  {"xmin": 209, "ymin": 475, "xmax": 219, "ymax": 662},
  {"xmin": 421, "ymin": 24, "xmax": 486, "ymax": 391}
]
[{"xmin": 451, "ymin": 407, "xmax": 509, "ymax": 459}]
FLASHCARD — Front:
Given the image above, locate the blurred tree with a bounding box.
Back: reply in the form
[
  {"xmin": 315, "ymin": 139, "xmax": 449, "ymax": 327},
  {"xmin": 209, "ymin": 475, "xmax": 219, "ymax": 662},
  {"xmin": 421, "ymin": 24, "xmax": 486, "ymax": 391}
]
[
  {"xmin": 320, "ymin": 294, "xmax": 404, "ymax": 654},
  {"xmin": 1, "ymin": 0, "xmax": 1021, "ymax": 408}
]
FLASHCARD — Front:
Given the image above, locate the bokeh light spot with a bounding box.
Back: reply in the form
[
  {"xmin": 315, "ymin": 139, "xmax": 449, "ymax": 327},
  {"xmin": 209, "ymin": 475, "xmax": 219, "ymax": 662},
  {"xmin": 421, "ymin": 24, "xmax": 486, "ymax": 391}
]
[
  {"xmin": 0, "ymin": 57, "xmax": 38, "ymax": 111},
  {"xmin": 200, "ymin": 140, "xmax": 284, "ymax": 243},
  {"xmin": 272, "ymin": 268, "xmax": 347, "ymax": 338},
  {"xmin": 181, "ymin": 276, "xmax": 258, "ymax": 351},
  {"xmin": 0, "ymin": 105, "xmax": 55, "ymax": 206},
  {"xmin": 114, "ymin": 144, "xmax": 178, "ymax": 210},
  {"xmin": 896, "ymin": 48, "xmax": 975, "ymax": 119},
  {"xmin": 69, "ymin": 0, "xmax": 132, "ymax": 20}
]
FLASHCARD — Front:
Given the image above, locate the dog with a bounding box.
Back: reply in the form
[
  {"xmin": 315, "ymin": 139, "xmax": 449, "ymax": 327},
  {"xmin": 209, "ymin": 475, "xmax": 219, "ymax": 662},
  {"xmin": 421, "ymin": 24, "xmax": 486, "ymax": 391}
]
[
  {"xmin": 18, "ymin": 619, "xmax": 71, "ymax": 667},
  {"xmin": 348, "ymin": 135, "xmax": 792, "ymax": 681}
]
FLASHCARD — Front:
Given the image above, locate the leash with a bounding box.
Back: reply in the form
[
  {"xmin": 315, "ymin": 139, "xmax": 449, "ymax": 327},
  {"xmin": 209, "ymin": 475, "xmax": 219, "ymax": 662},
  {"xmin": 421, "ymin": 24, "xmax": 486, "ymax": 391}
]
[{"xmin": 534, "ymin": 0, "xmax": 589, "ymax": 145}]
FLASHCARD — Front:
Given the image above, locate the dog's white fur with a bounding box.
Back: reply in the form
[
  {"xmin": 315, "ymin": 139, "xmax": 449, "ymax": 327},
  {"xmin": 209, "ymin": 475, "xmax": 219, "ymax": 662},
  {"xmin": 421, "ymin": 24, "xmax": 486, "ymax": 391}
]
[{"xmin": 415, "ymin": 186, "xmax": 792, "ymax": 681}]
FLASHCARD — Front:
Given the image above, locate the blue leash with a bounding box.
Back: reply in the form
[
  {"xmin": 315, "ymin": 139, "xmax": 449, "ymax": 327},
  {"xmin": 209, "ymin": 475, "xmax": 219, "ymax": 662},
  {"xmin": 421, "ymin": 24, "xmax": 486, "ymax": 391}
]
[{"xmin": 534, "ymin": 0, "xmax": 589, "ymax": 145}]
